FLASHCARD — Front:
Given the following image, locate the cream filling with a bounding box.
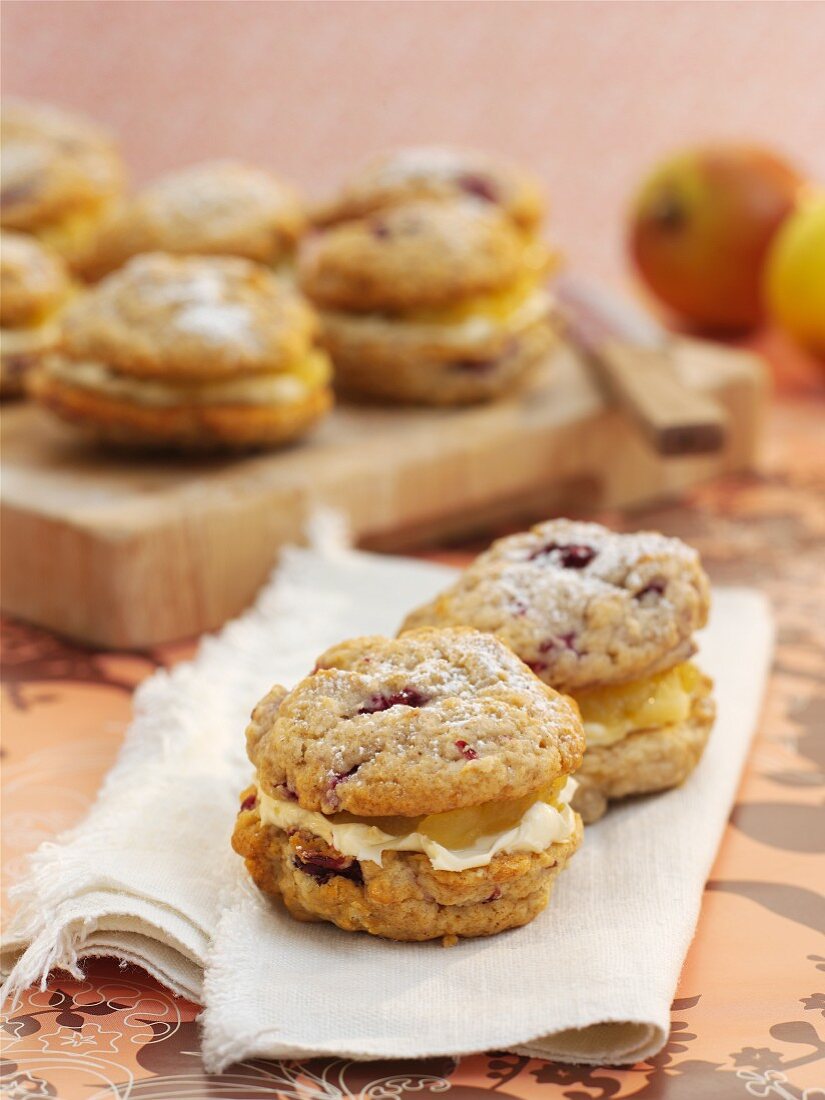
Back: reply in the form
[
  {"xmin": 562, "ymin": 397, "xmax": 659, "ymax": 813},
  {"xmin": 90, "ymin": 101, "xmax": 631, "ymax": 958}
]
[
  {"xmin": 0, "ymin": 318, "xmax": 62, "ymax": 355},
  {"xmin": 37, "ymin": 200, "xmax": 116, "ymax": 260},
  {"xmin": 43, "ymin": 351, "xmax": 330, "ymax": 408},
  {"xmin": 257, "ymin": 777, "xmax": 577, "ymax": 872},
  {"xmin": 325, "ymin": 287, "xmax": 553, "ymax": 347},
  {"xmin": 582, "ymin": 720, "xmax": 638, "ymax": 748}
]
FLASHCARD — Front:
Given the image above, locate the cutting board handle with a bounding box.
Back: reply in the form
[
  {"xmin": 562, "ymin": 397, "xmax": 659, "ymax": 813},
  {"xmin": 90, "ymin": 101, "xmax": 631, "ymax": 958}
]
[
  {"xmin": 556, "ymin": 275, "xmax": 728, "ymax": 456},
  {"xmin": 597, "ymin": 340, "xmax": 728, "ymax": 456}
]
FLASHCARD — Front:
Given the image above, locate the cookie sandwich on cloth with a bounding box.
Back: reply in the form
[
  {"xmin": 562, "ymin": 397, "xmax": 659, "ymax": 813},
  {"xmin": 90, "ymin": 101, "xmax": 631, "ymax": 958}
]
[
  {"xmin": 1, "ymin": 230, "xmax": 74, "ymax": 398},
  {"xmin": 31, "ymin": 252, "xmax": 332, "ymax": 450},
  {"xmin": 81, "ymin": 160, "xmax": 306, "ymax": 280},
  {"xmin": 313, "ymin": 144, "xmax": 545, "ymax": 237},
  {"xmin": 298, "ymin": 198, "xmax": 555, "ymax": 405},
  {"xmin": 402, "ymin": 520, "xmax": 716, "ymax": 824},
  {"xmin": 1, "ymin": 99, "xmax": 124, "ymax": 272},
  {"xmin": 233, "ymin": 628, "xmax": 584, "ymax": 943}
]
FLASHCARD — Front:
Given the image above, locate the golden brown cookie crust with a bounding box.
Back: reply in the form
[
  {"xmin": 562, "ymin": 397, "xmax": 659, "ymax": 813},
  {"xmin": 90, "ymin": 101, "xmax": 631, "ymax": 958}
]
[
  {"xmin": 323, "ymin": 312, "xmax": 554, "ymax": 405},
  {"xmin": 313, "ymin": 145, "xmax": 545, "ymax": 234},
  {"xmin": 1, "ymin": 231, "xmax": 72, "ymax": 397},
  {"xmin": 401, "ymin": 520, "xmax": 711, "ymax": 691},
  {"xmin": 1, "ymin": 230, "xmax": 72, "ymax": 327},
  {"xmin": 30, "ymin": 367, "xmax": 332, "ymax": 451},
  {"xmin": 232, "ymin": 797, "xmax": 582, "ymax": 942},
  {"xmin": 83, "ymin": 160, "xmax": 306, "ymax": 279},
  {"xmin": 1, "ymin": 326, "xmax": 62, "ymax": 399},
  {"xmin": 60, "ymin": 253, "xmax": 319, "ymax": 379},
  {"xmin": 298, "ymin": 200, "xmax": 528, "ymax": 313},
  {"xmin": 318, "ymin": 280, "xmax": 552, "ymax": 360},
  {"xmin": 571, "ymin": 674, "xmax": 716, "ymax": 823},
  {"xmin": 1, "ymin": 99, "xmax": 124, "ymax": 233},
  {"xmin": 246, "ymin": 628, "xmax": 585, "ymax": 818}
]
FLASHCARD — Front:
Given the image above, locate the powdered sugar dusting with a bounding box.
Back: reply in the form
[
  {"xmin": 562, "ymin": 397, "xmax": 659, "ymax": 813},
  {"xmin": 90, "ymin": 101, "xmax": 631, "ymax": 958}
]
[
  {"xmin": 378, "ymin": 146, "xmax": 472, "ymax": 184},
  {"xmin": 124, "ymin": 259, "xmax": 260, "ymax": 349},
  {"xmin": 253, "ymin": 627, "xmax": 584, "ymax": 817},
  {"xmin": 401, "ymin": 519, "xmax": 710, "ymax": 692},
  {"xmin": 492, "ymin": 520, "xmax": 699, "ymax": 591},
  {"xmin": 144, "ymin": 162, "xmax": 292, "ymax": 233},
  {"xmin": 1, "ymin": 142, "xmax": 50, "ymax": 188},
  {"xmin": 320, "ymin": 630, "xmax": 550, "ymax": 718},
  {"xmin": 175, "ymin": 302, "xmax": 255, "ymax": 346},
  {"xmin": 143, "ymin": 269, "xmax": 226, "ymax": 308}
]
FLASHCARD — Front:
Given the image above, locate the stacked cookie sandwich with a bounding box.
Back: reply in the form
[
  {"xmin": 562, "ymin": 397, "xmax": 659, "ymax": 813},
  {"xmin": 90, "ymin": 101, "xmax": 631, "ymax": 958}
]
[
  {"xmin": 299, "ymin": 198, "xmax": 554, "ymax": 405},
  {"xmin": 402, "ymin": 520, "xmax": 715, "ymax": 822},
  {"xmin": 32, "ymin": 252, "xmax": 332, "ymax": 450},
  {"xmin": 233, "ymin": 628, "xmax": 584, "ymax": 943}
]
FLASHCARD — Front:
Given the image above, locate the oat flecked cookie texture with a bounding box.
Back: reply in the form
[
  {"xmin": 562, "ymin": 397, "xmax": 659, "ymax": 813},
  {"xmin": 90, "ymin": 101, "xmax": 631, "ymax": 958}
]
[
  {"xmin": 1, "ymin": 230, "xmax": 73, "ymax": 398},
  {"xmin": 82, "ymin": 160, "xmax": 306, "ymax": 279},
  {"xmin": 401, "ymin": 520, "xmax": 716, "ymax": 823},
  {"xmin": 31, "ymin": 252, "xmax": 333, "ymax": 450},
  {"xmin": 298, "ymin": 199, "xmax": 556, "ymax": 406},
  {"xmin": 233, "ymin": 627, "xmax": 585, "ymax": 942},
  {"xmin": 312, "ymin": 145, "xmax": 545, "ymax": 234}
]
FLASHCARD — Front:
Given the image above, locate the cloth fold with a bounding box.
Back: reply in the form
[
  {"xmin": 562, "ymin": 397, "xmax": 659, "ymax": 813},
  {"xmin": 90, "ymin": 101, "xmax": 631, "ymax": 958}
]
[{"xmin": 1, "ymin": 539, "xmax": 773, "ymax": 1072}]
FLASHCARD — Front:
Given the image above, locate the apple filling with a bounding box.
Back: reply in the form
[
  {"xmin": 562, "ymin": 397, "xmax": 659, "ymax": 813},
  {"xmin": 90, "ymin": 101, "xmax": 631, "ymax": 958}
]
[
  {"xmin": 327, "ymin": 240, "xmax": 556, "ymax": 334},
  {"xmin": 37, "ymin": 201, "xmax": 116, "ymax": 263},
  {"xmin": 257, "ymin": 775, "xmax": 577, "ymax": 872},
  {"xmin": 1, "ymin": 280, "xmax": 76, "ymax": 352},
  {"xmin": 574, "ymin": 662, "xmax": 704, "ymax": 748},
  {"xmin": 42, "ymin": 347, "xmax": 332, "ymax": 408},
  {"xmin": 1, "ymin": 315, "xmax": 64, "ymax": 355},
  {"xmin": 399, "ymin": 244, "xmax": 555, "ymax": 326}
]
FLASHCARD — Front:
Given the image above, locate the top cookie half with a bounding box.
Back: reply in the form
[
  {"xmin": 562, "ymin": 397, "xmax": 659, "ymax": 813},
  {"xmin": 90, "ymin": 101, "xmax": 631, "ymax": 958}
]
[
  {"xmin": 1, "ymin": 230, "xmax": 72, "ymax": 328},
  {"xmin": 82, "ymin": 160, "xmax": 306, "ymax": 279},
  {"xmin": 298, "ymin": 199, "xmax": 545, "ymax": 314},
  {"xmin": 312, "ymin": 145, "xmax": 545, "ymax": 234},
  {"xmin": 246, "ymin": 628, "xmax": 584, "ymax": 818},
  {"xmin": 401, "ymin": 520, "xmax": 711, "ymax": 692},
  {"xmin": 57, "ymin": 252, "xmax": 318, "ymax": 380},
  {"xmin": 1, "ymin": 99, "xmax": 124, "ymax": 236}
]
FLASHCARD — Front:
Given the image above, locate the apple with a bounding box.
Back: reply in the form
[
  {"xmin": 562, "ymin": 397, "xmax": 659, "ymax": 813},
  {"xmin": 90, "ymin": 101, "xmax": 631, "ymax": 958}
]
[{"xmin": 629, "ymin": 145, "xmax": 803, "ymax": 333}]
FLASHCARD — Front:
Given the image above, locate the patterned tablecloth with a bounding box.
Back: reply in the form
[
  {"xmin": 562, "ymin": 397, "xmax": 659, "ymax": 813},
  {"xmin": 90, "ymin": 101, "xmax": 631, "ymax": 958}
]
[{"xmin": 2, "ymin": 387, "xmax": 824, "ymax": 1100}]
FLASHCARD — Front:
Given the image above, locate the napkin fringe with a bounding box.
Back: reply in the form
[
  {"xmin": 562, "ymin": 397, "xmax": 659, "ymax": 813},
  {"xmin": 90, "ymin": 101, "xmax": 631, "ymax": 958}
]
[
  {"xmin": 2, "ymin": 924, "xmax": 87, "ymax": 1011},
  {"xmin": 1, "ymin": 508, "xmax": 354, "ymax": 1011}
]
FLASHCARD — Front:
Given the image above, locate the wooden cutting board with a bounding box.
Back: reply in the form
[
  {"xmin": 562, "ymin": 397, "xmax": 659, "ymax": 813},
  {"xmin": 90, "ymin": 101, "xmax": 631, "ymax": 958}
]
[{"xmin": 1, "ymin": 337, "xmax": 767, "ymax": 649}]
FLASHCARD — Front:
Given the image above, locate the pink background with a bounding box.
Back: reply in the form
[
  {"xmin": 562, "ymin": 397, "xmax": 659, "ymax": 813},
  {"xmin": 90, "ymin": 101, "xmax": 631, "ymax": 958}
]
[{"xmin": 3, "ymin": 1, "xmax": 824, "ymax": 283}]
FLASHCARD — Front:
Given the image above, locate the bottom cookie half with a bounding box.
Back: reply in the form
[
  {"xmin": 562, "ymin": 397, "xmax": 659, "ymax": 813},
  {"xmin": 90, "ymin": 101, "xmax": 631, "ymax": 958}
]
[
  {"xmin": 232, "ymin": 799, "xmax": 583, "ymax": 942},
  {"xmin": 572, "ymin": 675, "xmax": 716, "ymax": 824},
  {"xmin": 320, "ymin": 314, "xmax": 555, "ymax": 406},
  {"xmin": 31, "ymin": 371, "xmax": 333, "ymax": 451}
]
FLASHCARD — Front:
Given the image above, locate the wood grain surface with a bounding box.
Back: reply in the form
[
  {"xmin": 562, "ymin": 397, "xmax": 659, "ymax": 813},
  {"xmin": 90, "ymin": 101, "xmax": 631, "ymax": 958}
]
[{"xmin": 0, "ymin": 338, "xmax": 767, "ymax": 648}]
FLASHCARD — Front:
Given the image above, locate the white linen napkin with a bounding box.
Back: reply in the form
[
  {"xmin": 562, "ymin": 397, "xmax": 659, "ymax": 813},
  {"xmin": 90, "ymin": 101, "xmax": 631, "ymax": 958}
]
[{"xmin": 1, "ymin": 534, "xmax": 774, "ymax": 1071}]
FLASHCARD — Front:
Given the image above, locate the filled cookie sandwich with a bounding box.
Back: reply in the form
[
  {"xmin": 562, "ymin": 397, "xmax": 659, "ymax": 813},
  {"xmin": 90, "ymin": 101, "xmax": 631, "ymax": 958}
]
[
  {"xmin": 1, "ymin": 99, "xmax": 124, "ymax": 272},
  {"xmin": 313, "ymin": 144, "xmax": 545, "ymax": 236},
  {"xmin": 31, "ymin": 252, "xmax": 332, "ymax": 450},
  {"xmin": 233, "ymin": 628, "xmax": 584, "ymax": 943},
  {"xmin": 402, "ymin": 520, "xmax": 716, "ymax": 823},
  {"xmin": 1, "ymin": 230, "xmax": 74, "ymax": 398},
  {"xmin": 82, "ymin": 160, "xmax": 306, "ymax": 279},
  {"xmin": 298, "ymin": 198, "xmax": 555, "ymax": 405}
]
